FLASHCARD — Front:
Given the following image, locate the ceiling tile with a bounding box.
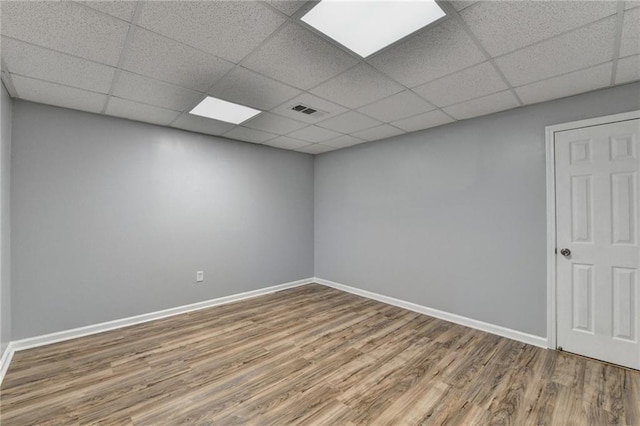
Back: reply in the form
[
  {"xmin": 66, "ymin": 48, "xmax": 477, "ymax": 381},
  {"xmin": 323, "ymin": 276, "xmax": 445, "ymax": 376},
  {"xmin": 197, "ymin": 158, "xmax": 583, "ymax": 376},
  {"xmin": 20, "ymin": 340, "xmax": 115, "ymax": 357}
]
[
  {"xmin": 270, "ymin": 93, "xmax": 348, "ymax": 124},
  {"xmin": 209, "ymin": 67, "xmax": 301, "ymax": 111},
  {"xmin": 620, "ymin": 8, "xmax": 640, "ymax": 57},
  {"xmin": 358, "ymin": 90, "xmax": 434, "ymax": 122},
  {"xmin": 75, "ymin": 1, "xmax": 137, "ymax": 22},
  {"xmin": 263, "ymin": 1, "xmax": 308, "ymax": 16},
  {"xmin": 263, "ymin": 136, "xmax": 311, "ymax": 150},
  {"xmin": 323, "ymin": 135, "xmax": 366, "ymax": 148},
  {"xmin": 243, "ymin": 112, "xmax": 307, "ymax": 135},
  {"xmin": 105, "ymin": 97, "xmax": 180, "ymax": 125},
  {"xmin": 460, "ymin": 1, "xmax": 616, "ymax": 57},
  {"xmin": 295, "ymin": 144, "xmax": 336, "ymax": 154},
  {"xmin": 112, "ymin": 71, "xmax": 203, "ymax": 111},
  {"xmin": 243, "ymin": 23, "xmax": 359, "ymax": 90},
  {"xmin": 368, "ymin": 18, "xmax": 485, "ymax": 87},
  {"xmin": 317, "ymin": 111, "xmax": 381, "ymax": 134},
  {"xmin": 516, "ymin": 63, "xmax": 612, "ymax": 105},
  {"xmin": 626, "ymin": 1, "xmax": 640, "ymax": 10},
  {"xmin": 615, "ymin": 55, "xmax": 640, "ymax": 84},
  {"xmin": 121, "ymin": 29, "xmax": 234, "ymax": 92},
  {"xmin": 11, "ymin": 74, "xmax": 107, "ymax": 113},
  {"xmin": 450, "ymin": 1, "xmax": 477, "ymax": 11},
  {"xmin": 171, "ymin": 114, "xmax": 235, "ymax": 136},
  {"xmin": 137, "ymin": 1, "xmax": 285, "ymax": 63},
  {"xmin": 392, "ymin": 110, "xmax": 455, "ymax": 132},
  {"xmin": 224, "ymin": 126, "xmax": 277, "ymax": 144},
  {"xmin": 310, "ymin": 64, "xmax": 403, "ymax": 109},
  {"xmin": 1, "ymin": 37, "xmax": 115, "ymax": 93},
  {"xmin": 443, "ymin": 90, "xmax": 520, "ymax": 120},
  {"xmin": 352, "ymin": 124, "xmax": 405, "ymax": 141},
  {"xmin": 413, "ymin": 61, "xmax": 508, "ymax": 108},
  {"xmin": 0, "ymin": 1, "xmax": 129, "ymax": 66},
  {"xmin": 495, "ymin": 17, "xmax": 616, "ymax": 87},
  {"xmin": 288, "ymin": 125, "xmax": 342, "ymax": 143}
]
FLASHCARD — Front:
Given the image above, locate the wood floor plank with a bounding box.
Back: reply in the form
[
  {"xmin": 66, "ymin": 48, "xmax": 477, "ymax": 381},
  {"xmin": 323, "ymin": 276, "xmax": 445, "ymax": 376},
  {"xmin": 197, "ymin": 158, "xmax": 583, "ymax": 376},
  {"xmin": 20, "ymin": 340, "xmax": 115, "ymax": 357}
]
[{"xmin": 1, "ymin": 283, "xmax": 638, "ymax": 425}]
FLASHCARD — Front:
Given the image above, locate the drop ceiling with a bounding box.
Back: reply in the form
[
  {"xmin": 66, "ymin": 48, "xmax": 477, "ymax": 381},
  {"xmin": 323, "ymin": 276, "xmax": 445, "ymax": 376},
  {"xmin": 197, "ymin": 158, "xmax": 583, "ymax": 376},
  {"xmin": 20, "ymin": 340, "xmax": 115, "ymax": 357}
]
[{"xmin": 1, "ymin": 1, "xmax": 639, "ymax": 155}]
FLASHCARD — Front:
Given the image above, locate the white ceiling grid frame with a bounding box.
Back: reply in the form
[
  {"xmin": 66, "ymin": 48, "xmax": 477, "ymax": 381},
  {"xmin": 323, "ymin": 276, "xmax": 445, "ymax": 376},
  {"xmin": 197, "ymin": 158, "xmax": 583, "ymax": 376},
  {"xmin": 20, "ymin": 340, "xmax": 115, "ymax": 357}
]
[
  {"xmin": 427, "ymin": 1, "xmax": 524, "ymax": 108},
  {"xmin": 1, "ymin": 37, "xmax": 117, "ymax": 94},
  {"xmin": 208, "ymin": 67, "xmax": 303, "ymax": 111},
  {"xmin": 295, "ymin": 143, "xmax": 336, "ymax": 154},
  {"xmin": 105, "ymin": 97, "xmax": 180, "ymax": 126},
  {"xmin": 11, "ymin": 74, "xmax": 108, "ymax": 114},
  {"xmin": 357, "ymin": 90, "xmax": 436, "ymax": 123},
  {"xmin": 166, "ymin": 7, "xmax": 304, "ymax": 137},
  {"xmin": 260, "ymin": 1, "xmax": 465, "ymax": 145},
  {"xmin": 0, "ymin": 1, "xmax": 130, "ymax": 66},
  {"xmin": 263, "ymin": 136, "xmax": 312, "ymax": 150},
  {"xmin": 459, "ymin": 1, "xmax": 618, "ymax": 57},
  {"xmin": 2, "ymin": 1, "xmax": 639, "ymax": 154},
  {"xmin": 0, "ymin": 61, "xmax": 18, "ymax": 98},
  {"xmin": 76, "ymin": 1, "xmax": 138, "ymax": 22},
  {"xmin": 119, "ymin": 28, "xmax": 235, "ymax": 93},
  {"xmin": 322, "ymin": 134, "xmax": 367, "ymax": 149},
  {"xmin": 309, "ymin": 63, "xmax": 405, "ymax": 109},
  {"xmin": 615, "ymin": 54, "xmax": 640, "ymax": 84},
  {"xmin": 495, "ymin": 17, "xmax": 617, "ymax": 88},
  {"xmin": 610, "ymin": 2, "xmax": 627, "ymax": 85},
  {"xmin": 619, "ymin": 6, "xmax": 640, "ymax": 57},
  {"xmin": 224, "ymin": 126, "xmax": 278, "ymax": 144},
  {"xmin": 111, "ymin": 71, "xmax": 203, "ymax": 112},
  {"xmin": 101, "ymin": 2, "xmax": 145, "ymax": 114},
  {"xmin": 317, "ymin": 111, "xmax": 382, "ymax": 134},
  {"xmin": 515, "ymin": 62, "xmax": 613, "ymax": 106},
  {"xmin": 412, "ymin": 61, "xmax": 509, "ymax": 108},
  {"xmin": 137, "ymin": 1, "xmax": 287, "ymax": 63}
]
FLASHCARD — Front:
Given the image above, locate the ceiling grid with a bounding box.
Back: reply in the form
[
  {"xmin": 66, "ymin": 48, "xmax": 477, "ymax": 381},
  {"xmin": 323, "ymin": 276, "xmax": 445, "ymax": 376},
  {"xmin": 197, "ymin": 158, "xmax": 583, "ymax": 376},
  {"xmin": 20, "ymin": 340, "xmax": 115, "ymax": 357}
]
[
  {"xmin": 0, "ymin": 0, "xmax": 637, "ymax": 154},
  {"xmin": 100, "ymin": 1, "xmax": 145, "ymax": 114},
  {"xmin": 610, "ymin": 1, "xmax": 627, "ymax": 85}
]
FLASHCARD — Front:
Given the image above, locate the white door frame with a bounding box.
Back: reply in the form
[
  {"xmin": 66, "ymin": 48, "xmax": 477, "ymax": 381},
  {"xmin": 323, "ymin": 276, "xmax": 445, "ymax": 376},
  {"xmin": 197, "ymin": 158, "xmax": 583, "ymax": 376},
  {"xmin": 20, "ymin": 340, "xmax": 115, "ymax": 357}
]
[{"xmin": 545, "ymin": 110, "xmax": 640, "ymax": 350}]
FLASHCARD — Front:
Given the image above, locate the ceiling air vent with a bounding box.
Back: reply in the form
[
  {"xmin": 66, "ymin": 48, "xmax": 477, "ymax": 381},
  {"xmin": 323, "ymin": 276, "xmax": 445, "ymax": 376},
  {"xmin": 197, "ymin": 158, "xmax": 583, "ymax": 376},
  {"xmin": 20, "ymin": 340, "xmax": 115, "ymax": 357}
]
[{"xmin": 291, "ymin": 103, "xmax": 327, "ymax": 118}]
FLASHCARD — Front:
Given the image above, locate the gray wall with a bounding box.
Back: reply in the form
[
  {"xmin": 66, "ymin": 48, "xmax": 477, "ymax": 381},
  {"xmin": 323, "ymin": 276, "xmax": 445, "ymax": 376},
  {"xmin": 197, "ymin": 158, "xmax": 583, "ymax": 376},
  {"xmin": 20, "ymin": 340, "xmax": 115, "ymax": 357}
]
[
  {"xmin": 315, "ymin": 82, "xmax": 640, "ymax": 337},
  {"xmin": 1, "ymin": 84, "xmax": 11, "ymax": 353},
  {"xmin": 11, "ymin": 101, "xmax": 314, "ymax": 339}
]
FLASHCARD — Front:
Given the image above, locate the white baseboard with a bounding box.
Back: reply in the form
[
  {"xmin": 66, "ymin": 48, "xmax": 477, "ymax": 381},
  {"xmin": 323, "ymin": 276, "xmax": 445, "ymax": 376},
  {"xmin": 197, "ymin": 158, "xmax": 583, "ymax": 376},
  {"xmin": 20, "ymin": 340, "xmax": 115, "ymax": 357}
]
[
  {"xmin": 0, "ymin": 342, "xmax": 15, "ymax": 387},
  {"xmin": 314, "ymin": 277, "xmax": 548, "ymax": 348},
  {"xmin": 10, "ymin": 277, "xmax": 314, "ymax": 353},
  {"xmin": 2, "ymin": 275, "xmax": 547, "ymax": 387}
]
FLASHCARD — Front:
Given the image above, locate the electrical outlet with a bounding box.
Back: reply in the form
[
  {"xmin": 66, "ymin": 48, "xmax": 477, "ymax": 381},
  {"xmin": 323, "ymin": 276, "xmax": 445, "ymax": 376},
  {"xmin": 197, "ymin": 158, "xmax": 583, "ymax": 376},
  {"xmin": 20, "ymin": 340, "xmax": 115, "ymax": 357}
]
[{"xmin": 196, "ymin": 271, "xmax": 204, "ymax": 282}]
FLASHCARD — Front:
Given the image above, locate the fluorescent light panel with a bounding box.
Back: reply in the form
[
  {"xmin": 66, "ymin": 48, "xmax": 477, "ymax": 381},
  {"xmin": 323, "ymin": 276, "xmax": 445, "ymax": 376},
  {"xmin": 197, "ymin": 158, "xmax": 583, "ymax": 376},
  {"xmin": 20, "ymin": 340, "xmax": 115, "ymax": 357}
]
[
  {"xmin": 301, "ymin": 0, "xmax": 446, "ymax": 58},
  {"xmin": 189, "ymin": 96, "xmax": 261, "ymax": 124}
]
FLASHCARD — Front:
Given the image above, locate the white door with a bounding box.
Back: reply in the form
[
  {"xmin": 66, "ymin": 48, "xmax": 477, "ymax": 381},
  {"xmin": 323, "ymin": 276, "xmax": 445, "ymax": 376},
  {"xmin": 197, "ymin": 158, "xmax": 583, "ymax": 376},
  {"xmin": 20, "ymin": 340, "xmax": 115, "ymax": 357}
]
[{"xmin": 555, "ymin": 118, "xmax": 640, "ymax": 369}]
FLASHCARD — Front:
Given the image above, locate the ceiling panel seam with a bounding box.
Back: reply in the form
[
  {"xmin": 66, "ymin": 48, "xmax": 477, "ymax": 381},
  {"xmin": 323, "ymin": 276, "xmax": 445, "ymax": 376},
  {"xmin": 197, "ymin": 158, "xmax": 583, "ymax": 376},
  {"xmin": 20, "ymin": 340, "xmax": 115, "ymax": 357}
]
[
  {"xmin": 439, "ymin": 2, "xmax": 523, "ymax": 107},
  {"xmin": 275, "ymin": 6, "xmax": 459, "ymax": 122},
  {"xmin": 0, "ymin": 59, "xmax": 18, "ymax": 98},
  {"xmin": 71, "ymin": 1, "xmax": 136, "ymax": 24},
  {"xmin": 167, "ymin": 16, "xmax": 296, "ymax": 127},
  {"xmin": 100, "ymin": 1, "xmax": 145, "ymax": 114},
  {"xmin": 487, "ymin": 14, "xmax": 619, "ymax": 61},
  {"xmin": 610, "ymin": 2, "xmax": 626, "ymax": 85},
  {"xmin": 252, "ymin": 1, "xmax": 458, "ymax": 124}
]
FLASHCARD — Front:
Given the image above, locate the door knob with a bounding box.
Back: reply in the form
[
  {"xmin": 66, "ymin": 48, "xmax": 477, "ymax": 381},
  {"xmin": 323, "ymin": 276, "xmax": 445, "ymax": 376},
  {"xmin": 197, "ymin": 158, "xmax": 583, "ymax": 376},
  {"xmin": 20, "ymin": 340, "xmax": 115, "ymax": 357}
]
[{"xmin": 560, "ymin": 248, "xmax": 571, "ymax": 257}]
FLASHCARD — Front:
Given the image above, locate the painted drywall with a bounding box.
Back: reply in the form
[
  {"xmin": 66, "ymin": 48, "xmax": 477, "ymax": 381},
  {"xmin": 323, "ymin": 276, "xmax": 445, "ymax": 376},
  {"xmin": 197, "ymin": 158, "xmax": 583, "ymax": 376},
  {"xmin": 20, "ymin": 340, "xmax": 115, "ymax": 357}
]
[
  {"xmin": 314, "ymin": 82, "xmax": 640, "ymax": 337},
  {"xmin": 11, "ymin": 101, "xmax": 314, "ymax": 339},
  {"xmin": 0, "ymin": 83, "xmax": 11, "ymax": 354}
]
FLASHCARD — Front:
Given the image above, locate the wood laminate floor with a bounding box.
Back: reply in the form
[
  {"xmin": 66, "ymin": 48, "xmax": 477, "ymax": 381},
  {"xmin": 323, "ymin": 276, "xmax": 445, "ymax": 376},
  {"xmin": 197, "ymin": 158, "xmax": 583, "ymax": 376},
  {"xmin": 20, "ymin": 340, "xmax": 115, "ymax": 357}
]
[{"xmin": 1, "ymin": 284, "xmax": 638, "ymax": 425}]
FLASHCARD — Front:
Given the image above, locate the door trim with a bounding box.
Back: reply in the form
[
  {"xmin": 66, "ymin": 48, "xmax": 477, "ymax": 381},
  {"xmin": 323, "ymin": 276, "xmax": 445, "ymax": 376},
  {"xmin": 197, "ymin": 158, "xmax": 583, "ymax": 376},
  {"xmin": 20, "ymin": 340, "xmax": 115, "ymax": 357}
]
[{"xmin": 545, "ymin": 110, "xmax": 640, "ymax": 350}]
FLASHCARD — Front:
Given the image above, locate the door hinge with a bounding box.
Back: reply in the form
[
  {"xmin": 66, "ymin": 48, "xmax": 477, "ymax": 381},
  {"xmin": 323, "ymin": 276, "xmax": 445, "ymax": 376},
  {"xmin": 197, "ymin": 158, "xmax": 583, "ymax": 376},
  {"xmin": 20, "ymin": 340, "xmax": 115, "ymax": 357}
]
[{"xmin": 555, "ymin": 248, "xmax": 557, "ymax": 254}]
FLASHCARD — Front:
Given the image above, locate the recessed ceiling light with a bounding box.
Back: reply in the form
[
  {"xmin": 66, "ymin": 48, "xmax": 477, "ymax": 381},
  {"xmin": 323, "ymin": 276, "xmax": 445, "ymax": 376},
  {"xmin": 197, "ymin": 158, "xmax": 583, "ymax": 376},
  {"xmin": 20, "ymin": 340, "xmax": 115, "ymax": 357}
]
[
  {"xmin": 300, "ymin": 0, "xmax": 446, "ymax": 58},
  {"xmin": 189, "ymin": 96, "xmax": 262, "ymax": 124}
]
